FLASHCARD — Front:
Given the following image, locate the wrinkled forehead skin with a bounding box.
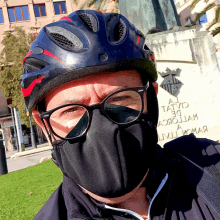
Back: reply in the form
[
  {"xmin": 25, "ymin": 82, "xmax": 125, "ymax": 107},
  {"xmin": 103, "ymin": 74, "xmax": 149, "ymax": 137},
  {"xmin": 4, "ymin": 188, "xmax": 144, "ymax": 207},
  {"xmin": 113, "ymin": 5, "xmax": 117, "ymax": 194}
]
[{"xmin": 45, "ymin": 70, "xmax": 144, "ymax": 111}]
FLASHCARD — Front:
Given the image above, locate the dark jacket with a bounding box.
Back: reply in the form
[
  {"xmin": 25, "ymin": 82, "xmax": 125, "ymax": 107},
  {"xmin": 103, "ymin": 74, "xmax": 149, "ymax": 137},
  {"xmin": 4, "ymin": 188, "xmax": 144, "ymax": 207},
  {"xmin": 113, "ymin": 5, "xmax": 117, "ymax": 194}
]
[{"xmin": 33, "ymin": 134, "xmax": 220, "ymax": 220}]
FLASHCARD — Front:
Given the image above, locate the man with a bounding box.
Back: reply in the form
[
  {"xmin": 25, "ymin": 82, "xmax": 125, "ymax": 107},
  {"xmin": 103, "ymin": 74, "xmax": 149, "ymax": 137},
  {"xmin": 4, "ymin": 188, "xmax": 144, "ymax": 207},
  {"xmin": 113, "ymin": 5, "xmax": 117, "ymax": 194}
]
[{"xmin": 21, "ymin": 10, "xmax": 220, "ymax": 220}]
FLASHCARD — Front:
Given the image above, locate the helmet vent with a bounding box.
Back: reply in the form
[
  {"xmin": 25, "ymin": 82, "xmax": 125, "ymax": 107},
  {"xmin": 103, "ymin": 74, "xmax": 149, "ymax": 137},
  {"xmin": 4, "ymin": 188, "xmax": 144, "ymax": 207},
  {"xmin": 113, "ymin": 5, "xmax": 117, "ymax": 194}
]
[
  {"xmin": 78, "ymin": 12, "xmax": 98, "ymax": 32},
  {"xmin": 107, "ymin": 15, "xmax": 127, "ymax": 44},
  {"xmin": 24, "ymin": 58, "xmax": 49, "ymax": 74},
  {"xmin": 46, "ymin": 26, "xmax": 83, "ymax": 51},
  {"xmin": 114, "ymin": 21, "xmax": 126, "ymax": 42},
  {"xmin": 50, "ymin": 33, "xmax": 75, "ymax": 50}
]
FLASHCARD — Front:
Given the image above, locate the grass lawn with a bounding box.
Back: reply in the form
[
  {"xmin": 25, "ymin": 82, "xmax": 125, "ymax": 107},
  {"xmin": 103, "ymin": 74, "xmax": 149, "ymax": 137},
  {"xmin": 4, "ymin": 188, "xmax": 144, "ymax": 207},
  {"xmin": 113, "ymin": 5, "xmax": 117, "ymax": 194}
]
[{"xmin": 0, "ymin": 160, "xmax": 63, "ymax": 220}]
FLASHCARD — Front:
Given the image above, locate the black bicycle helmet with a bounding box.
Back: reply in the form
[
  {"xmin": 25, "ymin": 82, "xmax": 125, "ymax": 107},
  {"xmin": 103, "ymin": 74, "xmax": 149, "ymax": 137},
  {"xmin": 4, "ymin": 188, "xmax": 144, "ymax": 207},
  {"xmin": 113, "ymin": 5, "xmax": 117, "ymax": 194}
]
[{"xmin": 21, "ymin": 10, "xmax": 157, "ymax": 114}]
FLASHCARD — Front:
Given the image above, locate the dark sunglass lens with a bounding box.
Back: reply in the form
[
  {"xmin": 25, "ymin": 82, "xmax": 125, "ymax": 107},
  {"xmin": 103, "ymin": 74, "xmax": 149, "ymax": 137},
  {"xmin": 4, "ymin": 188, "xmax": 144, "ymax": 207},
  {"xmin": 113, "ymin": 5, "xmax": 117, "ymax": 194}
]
[
  {"xmin": 49, "ymin": 105, "xmax": 89, "ymax": 139},
  {"xmin": 104, "ymin": 90, "xmax": 142, "ymax": 123}
]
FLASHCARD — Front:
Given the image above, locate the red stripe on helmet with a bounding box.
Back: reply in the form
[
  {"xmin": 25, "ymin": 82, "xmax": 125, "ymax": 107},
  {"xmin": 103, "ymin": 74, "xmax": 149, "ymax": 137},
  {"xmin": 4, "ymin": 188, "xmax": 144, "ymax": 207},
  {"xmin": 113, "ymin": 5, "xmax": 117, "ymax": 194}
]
[
  {"xmin": 22, "ymin": 51, "xmax": 33, "ymax": 64},
  {"xmin": 98, "ymin": 10, "xmax": 104, "ymax": 14},
  {"xmin": 60, "ymin": 16, "xmax": 72, "ymax": 22},
  {"xmin": 43, "ymin": 49, "xmax": 67, "ymax": 66},
  {"xmin": 23, "ymin": 49, "xmax": 68, "ymax": 68},
  {"xmin": 136, "ymin": 35, "xmax": 141, "ymax": 45},
  {"xmin": 150, "ymin": 55, "xmax": 155, "ymax": 60},
  {"xmin": 21, "ymin": 76, "xmax": 45, "ymax": 97}
]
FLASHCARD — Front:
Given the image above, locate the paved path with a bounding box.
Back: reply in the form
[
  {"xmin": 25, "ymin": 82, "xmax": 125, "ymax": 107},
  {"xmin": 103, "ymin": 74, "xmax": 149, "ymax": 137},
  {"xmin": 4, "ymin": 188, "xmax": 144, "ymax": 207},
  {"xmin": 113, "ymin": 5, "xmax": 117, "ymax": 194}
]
[{"xmin": 5, "ymin": 144, "xmax": 52, "ymax": 173}]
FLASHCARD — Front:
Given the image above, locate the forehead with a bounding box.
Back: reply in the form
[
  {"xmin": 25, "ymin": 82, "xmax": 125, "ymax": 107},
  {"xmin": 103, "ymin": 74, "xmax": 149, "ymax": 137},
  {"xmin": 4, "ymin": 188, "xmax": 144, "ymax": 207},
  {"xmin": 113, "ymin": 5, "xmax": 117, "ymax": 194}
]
[{"xmin": 45, "ymin": 70, "xmax": 143, "ymax": 109}]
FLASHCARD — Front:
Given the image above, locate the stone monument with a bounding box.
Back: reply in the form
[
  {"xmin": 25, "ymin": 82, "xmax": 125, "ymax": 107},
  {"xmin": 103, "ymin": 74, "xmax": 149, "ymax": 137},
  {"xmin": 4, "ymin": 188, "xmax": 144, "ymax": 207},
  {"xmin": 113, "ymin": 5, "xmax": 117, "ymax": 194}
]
[
  {"xmin": 119, "ymin": 1, "xmax": 220, "ymax": 145},
  {"xmin": 145, "ymin": 27, "xmax": 220, "ymax": 145}
]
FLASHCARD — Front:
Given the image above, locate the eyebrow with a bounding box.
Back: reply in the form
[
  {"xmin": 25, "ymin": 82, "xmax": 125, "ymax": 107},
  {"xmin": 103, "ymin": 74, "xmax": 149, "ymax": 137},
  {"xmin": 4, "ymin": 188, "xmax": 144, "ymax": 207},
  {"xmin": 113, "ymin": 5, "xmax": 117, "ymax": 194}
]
[
  {"xmin": 59, "ymin": 97, "xmax": 88, "ymax": 106},
  {"xmin": 58, "ymin": 85, "xmax": 131, "ymax": 106}
]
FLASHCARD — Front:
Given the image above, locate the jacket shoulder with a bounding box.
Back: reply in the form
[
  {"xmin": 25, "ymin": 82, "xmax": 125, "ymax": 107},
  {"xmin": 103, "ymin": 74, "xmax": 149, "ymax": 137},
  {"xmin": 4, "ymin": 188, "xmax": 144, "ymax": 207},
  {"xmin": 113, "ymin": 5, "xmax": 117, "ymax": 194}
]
[
  {"xmin": 33, "ymin": 183, "xmax": 67, "ymax": 220},
  {"xmin": 163, "ymin": 134, "xmax": 220, "ymax": 218},
  {"xmin": 163, "ymin": 133, "xmax": 220, "ymax": 162}
]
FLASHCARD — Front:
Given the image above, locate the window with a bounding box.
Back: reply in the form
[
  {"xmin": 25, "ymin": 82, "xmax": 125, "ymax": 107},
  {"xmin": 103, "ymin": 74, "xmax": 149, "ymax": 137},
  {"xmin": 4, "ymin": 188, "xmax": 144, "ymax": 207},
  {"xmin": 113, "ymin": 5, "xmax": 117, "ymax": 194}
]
[
  {"xmin": 34, "ymin": 4, "xmax": 46, "ymax": 17},
  {"xmin": 8, "ymin": 6, "xmax": 30, "ymax": 22},
  {"xmin": 0, "ymin": 8, "xmax": 4, "ymax": 23},
  {"xmin": 53, "ymin": 1, "xmax": 67, "ymax": 15},
  {"xmin": 199, "ymin": 13, "xmax": 208, "ymax": 24}
]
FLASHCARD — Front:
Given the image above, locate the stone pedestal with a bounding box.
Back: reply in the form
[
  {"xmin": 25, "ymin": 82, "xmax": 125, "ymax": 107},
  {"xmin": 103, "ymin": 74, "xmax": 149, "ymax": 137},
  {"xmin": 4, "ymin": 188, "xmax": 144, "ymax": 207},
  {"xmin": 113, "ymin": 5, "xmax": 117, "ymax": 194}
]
[{"xmin": 145, "ymin": 27, "xmax": 220, "ymax": 146}]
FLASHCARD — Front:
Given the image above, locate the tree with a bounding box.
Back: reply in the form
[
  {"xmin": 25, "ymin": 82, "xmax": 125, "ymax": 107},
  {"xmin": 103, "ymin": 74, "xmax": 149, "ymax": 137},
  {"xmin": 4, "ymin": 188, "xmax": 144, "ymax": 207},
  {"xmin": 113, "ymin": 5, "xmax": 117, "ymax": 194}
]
[
  {"xmin": 190, "ymin": 0, "xmax": 220, "ymax": 36},
  {"xmin": 72, "ymin": 0, "xmax": 119, "ymax": 13},
  {"xmin": 0, "ymin": 27, "xmax": 37, "ymax": 126}
]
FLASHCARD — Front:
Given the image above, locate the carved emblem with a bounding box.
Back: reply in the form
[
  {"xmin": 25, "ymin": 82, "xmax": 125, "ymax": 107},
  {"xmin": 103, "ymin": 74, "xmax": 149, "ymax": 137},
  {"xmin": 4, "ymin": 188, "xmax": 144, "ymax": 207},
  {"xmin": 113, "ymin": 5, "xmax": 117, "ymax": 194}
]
[{"xmin": 159, "ymin": 68, "xmax": 183, "ymax": 97}]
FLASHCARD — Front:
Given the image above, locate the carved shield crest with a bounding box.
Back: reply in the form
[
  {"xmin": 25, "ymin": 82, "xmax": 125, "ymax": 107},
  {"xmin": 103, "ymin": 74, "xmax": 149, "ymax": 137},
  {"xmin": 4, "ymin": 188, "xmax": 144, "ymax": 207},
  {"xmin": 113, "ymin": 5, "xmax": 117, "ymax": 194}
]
[{"xmin": 159, "ymin": 68, "xmax": 183, "ymax": 97}]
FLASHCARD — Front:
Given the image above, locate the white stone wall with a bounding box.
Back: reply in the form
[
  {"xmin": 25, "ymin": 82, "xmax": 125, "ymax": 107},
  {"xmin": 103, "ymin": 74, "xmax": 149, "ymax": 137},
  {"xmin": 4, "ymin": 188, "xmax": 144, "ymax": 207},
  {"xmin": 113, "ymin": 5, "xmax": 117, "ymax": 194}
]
[{"xmin": 145, "ymin": 27, "xmax": 220, "ymax": 146}]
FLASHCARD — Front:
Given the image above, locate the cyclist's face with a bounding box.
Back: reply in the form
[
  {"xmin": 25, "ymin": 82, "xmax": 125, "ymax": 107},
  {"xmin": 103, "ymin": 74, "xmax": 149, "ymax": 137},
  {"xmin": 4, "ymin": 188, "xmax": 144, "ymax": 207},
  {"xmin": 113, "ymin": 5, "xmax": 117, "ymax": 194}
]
[
  {"xmin": 40, "ymin": 71, "xmax": 152, "ymax": 205},
  {"xmin": 45, "ymin": 70, "xmax": 147, "ymax": 113},
  {"xmin": 33, "ymin": 70, "xmax": 147, "ymax": 141}
]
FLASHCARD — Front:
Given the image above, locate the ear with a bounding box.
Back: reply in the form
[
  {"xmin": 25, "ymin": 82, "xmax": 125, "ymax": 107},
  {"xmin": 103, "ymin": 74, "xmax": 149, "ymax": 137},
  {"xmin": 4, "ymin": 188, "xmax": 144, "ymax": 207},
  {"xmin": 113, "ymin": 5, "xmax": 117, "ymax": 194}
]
[
  {"xmin": 152, "ymin": 82, "xmax": 158, "ymax": 95},
  {"xmin": 32, "ymin": 110, "xmax": 44, "ymax": 129},
  {"xmin": 32, "ymin": 110, "xmax": 53, "ymax": 146}
]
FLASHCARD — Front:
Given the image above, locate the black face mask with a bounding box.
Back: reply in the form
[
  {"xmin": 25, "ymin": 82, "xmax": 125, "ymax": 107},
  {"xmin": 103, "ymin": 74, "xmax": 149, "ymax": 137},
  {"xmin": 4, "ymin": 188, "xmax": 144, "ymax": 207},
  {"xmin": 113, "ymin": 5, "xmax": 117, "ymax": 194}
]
[{"xmin": 51, "ymin": 109, "xmax": 158, "ymax": 198}]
